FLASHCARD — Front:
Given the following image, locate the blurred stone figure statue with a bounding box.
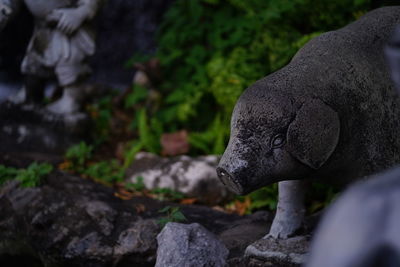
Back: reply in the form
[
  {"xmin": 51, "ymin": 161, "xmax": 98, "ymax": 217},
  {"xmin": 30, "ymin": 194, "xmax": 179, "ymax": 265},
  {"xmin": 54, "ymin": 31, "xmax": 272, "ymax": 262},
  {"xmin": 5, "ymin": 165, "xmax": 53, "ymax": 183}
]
[
  {"xmin": 0, "ymin": 1, "xmax": 12, "ymax": 31},
  {"xmin": 386, "ymin": 26, "xmax": 400, "ymax": 94},
  {"xmin": 0, "ymin": 0, "xmax": 103, "ymax": 114}
]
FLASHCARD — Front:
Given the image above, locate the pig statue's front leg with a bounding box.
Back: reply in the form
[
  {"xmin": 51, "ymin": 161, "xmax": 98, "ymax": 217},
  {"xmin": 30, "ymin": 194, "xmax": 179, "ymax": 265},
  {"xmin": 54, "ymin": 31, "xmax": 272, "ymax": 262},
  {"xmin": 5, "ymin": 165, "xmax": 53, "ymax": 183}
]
[{"xmin": 267, "ymin": 180, "xmax": 307, "ymax": 239}]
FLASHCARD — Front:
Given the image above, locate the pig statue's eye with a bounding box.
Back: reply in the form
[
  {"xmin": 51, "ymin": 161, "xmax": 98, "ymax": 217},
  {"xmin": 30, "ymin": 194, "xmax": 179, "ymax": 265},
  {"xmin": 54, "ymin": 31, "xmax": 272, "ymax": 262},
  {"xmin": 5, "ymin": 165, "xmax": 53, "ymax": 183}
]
[{"xmin": 271, "ymin": 134, "xmax": 285, "ymax": 148}]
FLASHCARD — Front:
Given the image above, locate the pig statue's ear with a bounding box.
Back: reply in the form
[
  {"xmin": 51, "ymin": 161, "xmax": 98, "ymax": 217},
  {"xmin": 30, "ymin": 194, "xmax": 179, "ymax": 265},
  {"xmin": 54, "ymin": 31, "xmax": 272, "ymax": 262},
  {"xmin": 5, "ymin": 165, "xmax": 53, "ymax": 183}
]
[{"xmin": 287, "ymin": 99, "xmax": 340, "ymax": 169}]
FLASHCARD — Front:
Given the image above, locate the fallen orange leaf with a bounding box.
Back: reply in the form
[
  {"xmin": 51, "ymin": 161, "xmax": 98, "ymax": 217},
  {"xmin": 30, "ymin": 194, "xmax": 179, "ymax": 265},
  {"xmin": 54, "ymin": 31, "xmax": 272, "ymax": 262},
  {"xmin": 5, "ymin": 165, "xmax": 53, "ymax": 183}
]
[
  {"xmin": 114, "ymin": 192, "xmax": 133, "ymax": 200},
  {"xmin": 180, "ymin": 198, "xmax": 197, "ymax": 205},
  {"xmin": 234, "ymin": 197, "xmax": 252, "ymax": 216},
  {"xmin": 134, "ymin": 204, "xmax": 146, "ymax": 213},
  {"xmin": 58, "ymin": 161, "xmax": 72, "ymax": 170}
]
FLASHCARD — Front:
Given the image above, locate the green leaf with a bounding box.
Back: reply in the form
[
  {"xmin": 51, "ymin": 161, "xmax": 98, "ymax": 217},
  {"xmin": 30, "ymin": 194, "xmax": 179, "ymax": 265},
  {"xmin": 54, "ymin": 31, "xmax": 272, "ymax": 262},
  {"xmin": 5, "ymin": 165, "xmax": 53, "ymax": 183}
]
[
  {"xmin": 159, "ymin": 206, "xmax": 172, "ymax": 213},
  {"xmin": 126, "ymin": 176, "xmax": 146, "ymax": 191},
  {"xmin": 0, "ymin": 165, "xmax": 18, "ymax": 185},
  {"xmin": 157, "ymin": 218, "xmax": 171, "ymax": 227},
  {"xmin": 15, "ymin": 162, "xmax": 53, "ymax": 188},
  {"xmin": 84, "ymin": 160, "xmax": 124, "ymax": 183},
  {"xmin": 171, "ymin": 211, "xmax": 187, "ymax": 222},
  {"xmin": 65, "ymin": 142, "xmax": 93, "ymax": 170},
  {"xmin": 124, "ymin": 85, "xmax": 149, "ymax": 108},
  {"xmin": 123, "ymin": 141, "xmax": 144, "ymax": 169}
]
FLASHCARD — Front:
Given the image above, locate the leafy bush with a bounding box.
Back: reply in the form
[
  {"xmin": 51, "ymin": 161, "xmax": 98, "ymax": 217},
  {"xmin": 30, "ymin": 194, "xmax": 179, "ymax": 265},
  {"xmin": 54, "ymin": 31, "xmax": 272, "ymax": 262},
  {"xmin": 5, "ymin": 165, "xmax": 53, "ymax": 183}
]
[
  {"xmin": 126, "ymin": 0, "xmax": 377, "ymax": 155},
  {"xmin": 87, "ymin": 95, "xmax": 114, "ymax": 145},
  {"xmin": 151, "ymin": 188, "xmax": 185, "ymax": 201},
  {"xmin": 65, "ymin": 141, "xmax": 94, "ymax": 173},
  {"xmin": 247, "ymin": 184, "xmax": 279, "ymax": 212},
  {"xmin": 0, "ymin": 163, "xmax": 53, "ymax": 187},
  {"xmin": 85, "ymin": 160, "xmax": 125, "ymax": 184},
  {"xmin": 126, "ymin": 176, "xmax": 146, "ymax": 191},
  {"xmin": 64, "ymin": 142, "xmax": 124, "ymax": 184},
  {"xmin": 0, "ymin": 165, "xmax": 18, "ymax": 186}
]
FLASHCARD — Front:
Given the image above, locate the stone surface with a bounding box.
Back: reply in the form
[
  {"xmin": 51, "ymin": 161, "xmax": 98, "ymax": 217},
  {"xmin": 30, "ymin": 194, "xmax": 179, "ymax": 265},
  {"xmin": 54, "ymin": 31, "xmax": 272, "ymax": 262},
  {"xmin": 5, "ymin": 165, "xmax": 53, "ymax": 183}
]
[
  {"xmin": 0, "ymin": 170, "xmax": 272, "ymax": 267},
  {"xmin": 0, "ymin": 172, "xmax": 163, "ymax": 267},
  {"xmin": 245, "ymin": 236, "xmax": 310, "ymax": 267},
  {"xmin": 306, "ymin": 166, "xmax": 400, "ymax": 267},
  {"xmin": 155, "ymin": 222, "xmax": 229, "ymax": 267},
  {"xmin": 0, "ymin": 102, "xmax": 90, "ymax": 165},
  {"xmin": 127, "ymin": 152, "xmax": 232, "ymax": 205}
]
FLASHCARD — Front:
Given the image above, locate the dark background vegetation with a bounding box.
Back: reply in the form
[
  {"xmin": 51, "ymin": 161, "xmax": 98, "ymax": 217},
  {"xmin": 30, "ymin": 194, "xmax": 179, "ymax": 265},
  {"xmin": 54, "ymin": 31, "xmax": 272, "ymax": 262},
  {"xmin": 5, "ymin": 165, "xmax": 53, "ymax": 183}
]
[{"xmin": 1, "ymin": 0, "xmax": 399, "ymax": 214}]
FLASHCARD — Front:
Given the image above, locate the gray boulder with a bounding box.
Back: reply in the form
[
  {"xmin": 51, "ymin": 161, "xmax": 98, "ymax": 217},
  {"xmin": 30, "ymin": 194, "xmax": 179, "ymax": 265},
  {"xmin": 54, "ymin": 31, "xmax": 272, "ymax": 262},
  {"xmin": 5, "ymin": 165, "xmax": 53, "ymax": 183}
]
[
  {"xmin": 0, "ymin": 169, "xmax": 272, "ymax": 266},
  {"xmin": 245, "ymin": 236, "xmax": 310, "ymax": 267},
  {"xmin": 306, "ymin": 167, "xmax": 400, "ymax": 267},
  {"xmin": 217, "ymin": 6, "xmax": 400, "ymax": 239},
  {"xmin": 155, "ymin": 222, "xmax": 229, "ymax": 267},
  {"xmin": 127, "ymin": 152, "xmax": 232, "ymax": 205}
]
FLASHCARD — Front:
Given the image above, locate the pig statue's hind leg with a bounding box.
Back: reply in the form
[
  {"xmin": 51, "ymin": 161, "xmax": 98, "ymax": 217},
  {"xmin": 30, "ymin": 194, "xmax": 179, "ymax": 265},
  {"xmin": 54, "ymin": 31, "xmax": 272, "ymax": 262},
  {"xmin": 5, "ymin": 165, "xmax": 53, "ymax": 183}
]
[{"xmin": 266, "ymin": 180, "xmax": 307, "ymax": 239}]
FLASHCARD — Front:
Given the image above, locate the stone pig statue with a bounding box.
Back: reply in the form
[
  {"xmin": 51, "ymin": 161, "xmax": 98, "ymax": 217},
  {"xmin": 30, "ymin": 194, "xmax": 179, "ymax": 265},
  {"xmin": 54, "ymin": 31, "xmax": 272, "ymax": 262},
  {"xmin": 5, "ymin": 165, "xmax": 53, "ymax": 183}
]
[{"xmin": 217, "ymin": 6, "xmax": 400, "ymax": 239}]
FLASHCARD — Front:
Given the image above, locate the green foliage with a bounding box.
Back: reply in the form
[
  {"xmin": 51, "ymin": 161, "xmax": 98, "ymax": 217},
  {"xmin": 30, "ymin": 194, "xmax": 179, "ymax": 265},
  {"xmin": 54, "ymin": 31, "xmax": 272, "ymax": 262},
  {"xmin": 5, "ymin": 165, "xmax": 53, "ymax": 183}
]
[
  {"xmin": 123, "ymin": 141, "xmax": 144, "ymax": 169},
  {"xmin": 65, "ymin": 141, "xmax": 94, "ymax": 172},
  {"xmin": 85, "ymin": 160, "xmax": 125, "ymax": 184},
  {"xmin": 247, "ymin": 184, "xmax": 279, "ymax": 212},
  {"xmin": 87, "ymin": 95, "xmax": 114, "ymax": 145},
  {"xmin": 123, "ymin": 109, "xmax": 163, "ymax": 168},
  {"xmin": 137, "ymin": 109, "xmax": 162, "ymax": 153},
  {"xmin": 189, "ymin": 113, "xmax": 229, "ymax": 154},
  {"xmin": 306, "ymin": 183, "xmax": 340, "ymax": 214},
  {"xmin": 124, "ymin": 85, "xmax": 149, "ymax": 109},
  {"xmin": 126, "ymin": 176, "xmax": 146, "ymax": 191},
  {"xmin": 0, "ymin": 163, "xmax": 53, "ymax": 188},
  {"xmin": 16, "ymin": 162, "xmax": 53, "ymax": 187},
  {"xmin": 123, "ymin": 0, "xmax": 376, "ymax": 154},
  {"xmin": 0, "ymin": 165, "xmax": 18, "ymax": 186},
  {"xmin": 151, "ymin": 188, "xmax": 185, "ymax": 201},
  {"xmin": 124, "ymin": 53, "xmax": 153, "ymax": 69},
  {"xmin": 157, "ymin": 206, "xmax": 187, "ymax": 227},
  {"xmin": 126, "ymin": 177, "xmax": 186, "ymax": 201},
  {"xmin": 64, "ymin": 142, "xmax": 125, "ymax": 184}
]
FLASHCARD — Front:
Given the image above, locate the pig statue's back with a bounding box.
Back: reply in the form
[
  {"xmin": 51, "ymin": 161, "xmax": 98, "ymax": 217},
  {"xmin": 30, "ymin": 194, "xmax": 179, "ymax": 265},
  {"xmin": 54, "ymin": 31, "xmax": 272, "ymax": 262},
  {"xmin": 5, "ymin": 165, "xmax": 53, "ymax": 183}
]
[{"xmin": 262, "ymin": 6, "xmax": 400, "ymax": 185}]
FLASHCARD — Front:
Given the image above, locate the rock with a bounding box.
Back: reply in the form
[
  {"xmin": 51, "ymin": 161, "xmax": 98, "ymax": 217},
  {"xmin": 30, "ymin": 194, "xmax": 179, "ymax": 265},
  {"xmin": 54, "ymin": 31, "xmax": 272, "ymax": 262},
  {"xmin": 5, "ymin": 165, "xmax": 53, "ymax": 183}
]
[
  {"xmin": 0, "ymin": 172, "xmax": 159, "ymax": 267},
  {"xmin": 127, "ymin": 152, "xmax": 232, "ymax": 205},
  {"xmin": 155, "ymin": 222, "xmax": 229, "ymax": 267},
  {"xmin": 0, "ymin": 170, "xmax": 272, "ymax": 266},
  {"xmin": 245, "ymin": 236, "xmax": 310, "ymax": 267},
  {"xmin": 217, "ymin": 211, "xmax": 268, "ymax": 255},
  {"xmin": 0, "ymin": 102, "xmax": 90, "ymax": 166},
  {"xmin": 306, "ymin": 166, "xmax": 400, "ymax": 267}
]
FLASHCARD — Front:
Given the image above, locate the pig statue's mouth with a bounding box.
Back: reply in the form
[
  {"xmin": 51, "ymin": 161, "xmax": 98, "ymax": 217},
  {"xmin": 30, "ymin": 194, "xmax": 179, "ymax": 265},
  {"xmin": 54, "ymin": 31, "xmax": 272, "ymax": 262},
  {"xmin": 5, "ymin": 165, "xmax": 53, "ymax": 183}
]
[{"xmin": 216, "ymin": 167, "xmax": 245, "ymax": 195}]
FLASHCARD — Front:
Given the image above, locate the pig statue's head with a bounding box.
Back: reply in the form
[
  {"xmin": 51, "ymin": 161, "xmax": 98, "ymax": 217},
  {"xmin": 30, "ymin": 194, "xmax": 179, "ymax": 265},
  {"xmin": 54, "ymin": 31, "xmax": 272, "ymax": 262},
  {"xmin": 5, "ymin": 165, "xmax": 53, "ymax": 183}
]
[{"xmin": 216, "ymin": 80, "xmax": 340, "ymax": 195}]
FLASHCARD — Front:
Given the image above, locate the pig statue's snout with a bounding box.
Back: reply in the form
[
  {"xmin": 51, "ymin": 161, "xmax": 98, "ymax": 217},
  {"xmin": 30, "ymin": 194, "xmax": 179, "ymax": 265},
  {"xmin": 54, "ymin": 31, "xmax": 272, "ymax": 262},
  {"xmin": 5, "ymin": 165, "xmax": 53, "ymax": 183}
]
[{"xmin": 216, "ymin": 167, "xmax": 244, "ymax": 195}]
